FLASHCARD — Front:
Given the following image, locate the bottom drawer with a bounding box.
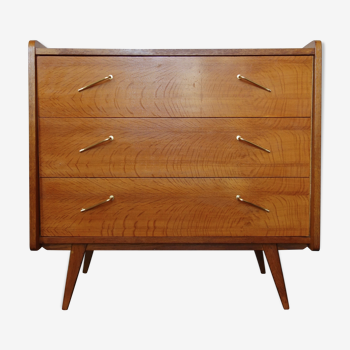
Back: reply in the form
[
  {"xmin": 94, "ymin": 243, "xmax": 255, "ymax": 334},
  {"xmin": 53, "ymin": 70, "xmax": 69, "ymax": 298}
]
[{"xmin": 40, "ymin": 178, "xmax": 310, "ymax": 237}]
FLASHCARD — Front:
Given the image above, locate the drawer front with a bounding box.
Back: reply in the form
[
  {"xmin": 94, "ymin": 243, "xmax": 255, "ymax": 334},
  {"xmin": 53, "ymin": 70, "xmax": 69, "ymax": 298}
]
[
  {"xmin": 37, "ymin": 56, "xmax": 312, "ymax": 118},
  {"xmin": 39, "ymin": 118, "xmax": 310, "ymax": 178},
  {"xmin": 40, "ymin": 178, "xmax": 310, "ymax": 237}
]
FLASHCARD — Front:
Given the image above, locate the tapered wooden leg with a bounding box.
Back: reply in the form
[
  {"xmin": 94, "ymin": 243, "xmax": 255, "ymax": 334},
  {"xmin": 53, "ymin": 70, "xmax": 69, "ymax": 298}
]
[
  {"xmin": 83, "ymin": 251, "xmax": 94, "ymax": 274},
  {"xmin": 62, "ymin": 244, "xmax": 86, "ymax": 310},
  {"xmin": 263, "ymin": 244, "xmax": 289, "ymax": 310},
  {"xmin": 254, "ymin": 250, "xmax": 266, "ymax": 274}
]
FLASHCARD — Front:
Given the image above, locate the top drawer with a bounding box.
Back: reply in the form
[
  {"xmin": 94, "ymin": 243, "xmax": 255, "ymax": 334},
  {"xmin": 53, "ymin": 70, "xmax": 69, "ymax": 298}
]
[{"xmin": 37, "ymin": 56, "xmax": 313, "ymax": 118}]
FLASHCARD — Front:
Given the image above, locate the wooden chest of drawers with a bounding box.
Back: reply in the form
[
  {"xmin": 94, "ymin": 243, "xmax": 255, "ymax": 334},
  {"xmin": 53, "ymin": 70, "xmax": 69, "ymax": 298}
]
[{"xmin": 29, "ymin": 40, "xmax": 322, "ymax": 310}]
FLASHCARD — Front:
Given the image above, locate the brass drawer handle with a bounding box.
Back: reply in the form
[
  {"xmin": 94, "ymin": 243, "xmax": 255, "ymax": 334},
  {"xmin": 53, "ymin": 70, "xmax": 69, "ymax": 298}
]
[
  {"xmin": 81, "ymin": 195, "xmax": 114, "ymax": 212},
  {"xmin": 237, "ymin": 74, "xmax": 271, "ymax": 92},
  {"xmin": 236, "ymin": 135, "xmax": 270, "ymax": 153},
  {"xmin": 236, "ymin": 195, "xmax": 269, "ymax": 213},
  {"xmin": 79, "ymin": 135, "xmax": 114, "ymax": 153},
  {"xmin": 78, "ymin": 74, "xmax": 113, "ymax": 92}
]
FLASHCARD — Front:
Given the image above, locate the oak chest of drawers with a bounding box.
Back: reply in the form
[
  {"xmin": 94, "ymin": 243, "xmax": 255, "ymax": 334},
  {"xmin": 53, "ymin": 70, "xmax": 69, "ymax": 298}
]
[{"xmin": 29, "ymin": 40, "xmax": 322, "ymax": 310}]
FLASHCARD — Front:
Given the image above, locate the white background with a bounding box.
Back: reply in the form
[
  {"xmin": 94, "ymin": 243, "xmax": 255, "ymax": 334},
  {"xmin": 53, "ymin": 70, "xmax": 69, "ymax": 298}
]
[{"xmin": 1, "ymin": 1, "xmax": 349, "ymax": 349}]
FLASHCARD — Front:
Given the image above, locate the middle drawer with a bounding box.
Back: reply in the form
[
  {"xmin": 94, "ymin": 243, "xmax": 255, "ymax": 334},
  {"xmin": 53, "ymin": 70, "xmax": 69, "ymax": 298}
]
[{"xmin": 39, "ymin": 118, "xmax": 310, "ymax": 178}]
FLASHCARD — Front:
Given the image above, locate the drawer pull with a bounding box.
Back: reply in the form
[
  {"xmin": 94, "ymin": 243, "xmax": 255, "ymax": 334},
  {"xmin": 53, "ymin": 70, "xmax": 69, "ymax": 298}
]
[
  {"xmin": 236, "ymin": 135, "xmax": 270, "ymax": 153},
  {"xmin": 79, "ymin": 135, "xmax": 114, "ymax": 153},
  {"xmin": 236, "ymin": 195, "xmax": 270, "ymax": 213},
  {"xmin": 81, "ymin": 195, "xmax": 114, "ymax": 212},
  {"xmin": 78, "ymin": 75, "xmax": 113, "ymax": 92},
  {"xmin": 237, "ymin": 74, "xmax": 271, "ymax": 92}
]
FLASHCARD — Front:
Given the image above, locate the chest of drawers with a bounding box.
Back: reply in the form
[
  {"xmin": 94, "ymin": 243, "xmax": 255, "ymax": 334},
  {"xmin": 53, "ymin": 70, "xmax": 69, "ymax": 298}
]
[{"xmin": 29, "ymin": 40, "xmax": 322, "ymax": 310}]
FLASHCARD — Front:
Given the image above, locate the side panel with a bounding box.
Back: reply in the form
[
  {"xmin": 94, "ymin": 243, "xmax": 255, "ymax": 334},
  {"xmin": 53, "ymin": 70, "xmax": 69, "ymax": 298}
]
[
  {"xmin": 305, "ymin": 41, "xmax": 322, "ymax": 251},
  {"xmin": 29, "ymin": 40, "xmax": 45, "ymax": 250}
]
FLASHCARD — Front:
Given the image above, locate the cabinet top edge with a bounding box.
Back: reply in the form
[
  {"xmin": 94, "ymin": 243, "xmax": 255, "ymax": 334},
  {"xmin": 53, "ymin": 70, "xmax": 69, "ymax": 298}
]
[{"xmin": 35, "ymin": 48, "xmax": 315, "ymax": 56}]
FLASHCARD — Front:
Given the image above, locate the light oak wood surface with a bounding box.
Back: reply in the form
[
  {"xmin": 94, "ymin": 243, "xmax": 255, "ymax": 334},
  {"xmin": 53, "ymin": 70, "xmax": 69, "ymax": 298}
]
[
  {"xmin": 40, "ymin": 178, "xmax": 310, "ymax": 237},
  {"xmin": 39, "ymin": 118, "xmax": 311, "ymax": 178},
  {"xmin": 37, "ymin": 56, "xmax": 313, "ymax": 118}
]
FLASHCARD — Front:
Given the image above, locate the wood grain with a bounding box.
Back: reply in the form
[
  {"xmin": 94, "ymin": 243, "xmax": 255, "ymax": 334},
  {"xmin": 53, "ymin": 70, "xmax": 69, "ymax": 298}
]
[
  {"xmin": 254, "ymin": 250, "xmax": 266, "ymax": 273},
  {"xmin": 263, "ymin": 244, "xmax": 289, "ymax": 309},
  {"xmin": 39, "ymin": 118, "xmax": 311, "ymax": 178},
  {"xmin": 37, "ymin": 56, "xmax": 313, "ymax": 118},
  {"xmin": 36, "ymin": 48, "xmax": 315, "ymax": 56},
  {"xmin": 29, "ymin": 40, "xmax": 46, "ymax": 251},
  {"xmin": 40, "ymin": 178, "xmax": 310, "ymax": 237},
  {"xmin": 304, "ymin": 41, "xmax": 322, "ymax": 251},
  {"xmin": 62, "ymin": 244, "xmax": 86, "ymax": 310}
]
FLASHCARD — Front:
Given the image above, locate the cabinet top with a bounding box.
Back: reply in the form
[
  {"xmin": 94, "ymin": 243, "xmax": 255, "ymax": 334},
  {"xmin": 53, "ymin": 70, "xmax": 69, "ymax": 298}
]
[{"xmin": 30, "ymin": 40, "xmax": 318, "ymax": 56}]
